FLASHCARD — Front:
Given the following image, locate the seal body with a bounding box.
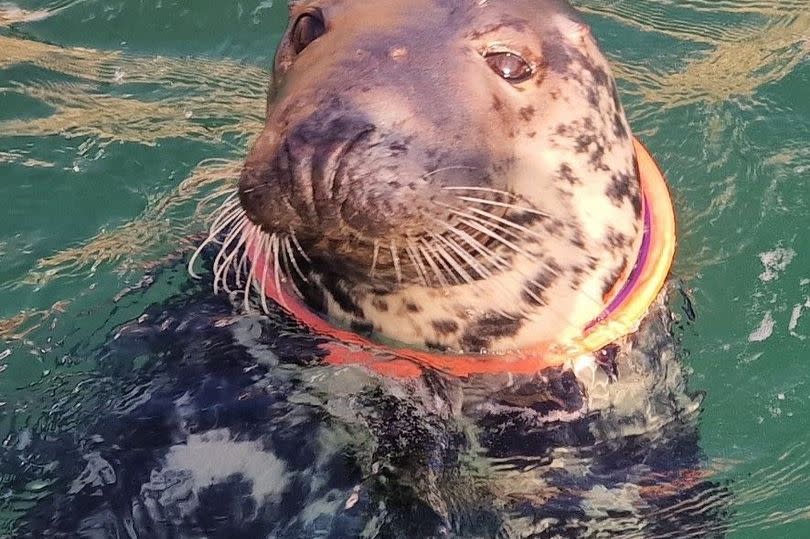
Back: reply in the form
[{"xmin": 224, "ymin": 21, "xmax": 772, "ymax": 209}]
[
  {"xmin": 239, "ymin": 0, "xmax": 642, "ymax": 356},
  {"xmin": 13, "ymin": 285, "xmax": 720, "ymax": 538},
  {"xmin": 4, "ymin": 3, "xmax": 724, "ymax": 536}
]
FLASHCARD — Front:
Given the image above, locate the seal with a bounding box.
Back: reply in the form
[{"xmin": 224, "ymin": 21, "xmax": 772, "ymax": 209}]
[
  {"xmin": 203, "ymin": 0, "xmax": 646, "ymax": 360},
  {"xmin": 8, "ymin": 3, "xmax": 723, "ymax": 537}
]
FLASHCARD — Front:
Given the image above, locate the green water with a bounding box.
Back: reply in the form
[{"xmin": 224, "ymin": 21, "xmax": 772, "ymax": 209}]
[{"xmin": 0, "ymin": 0, "xmax": 808, "ymax": 536}]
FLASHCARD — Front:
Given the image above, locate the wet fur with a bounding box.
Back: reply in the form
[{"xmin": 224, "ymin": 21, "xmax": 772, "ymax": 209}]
[{"xmin": 9, "ymin": 270, "xmax": 728, "ymax": 537}]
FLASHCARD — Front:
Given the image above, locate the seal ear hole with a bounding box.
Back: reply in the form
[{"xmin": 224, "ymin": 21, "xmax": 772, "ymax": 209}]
[
  {"xmin": 484, "ymin": 51, "xmax": 533, "ymax": 83},
  {"xmin": 291, "ymin": 12, "xmax": 326, "ymax": 54}
]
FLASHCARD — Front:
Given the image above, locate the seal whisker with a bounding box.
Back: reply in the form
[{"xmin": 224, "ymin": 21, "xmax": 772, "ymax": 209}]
[
  {"xmin": 456, "ymin": 218, "xmax": 530, "ymax": 257},
  {"xmin": 280, "ymin": 236, "xmax": 305, "ymax": 299},
  {"xmin": 404, "ymin": 238, "xmax": 429, "ymax": 287},
  {"xmin": 216, "ymin": 220, "xmax": 252, "ymax": 294},
  {"xmin": 188, "ymin": 203, "xmax": 244, "ymax": 279},
  {"xmin": 212, "ymin": 202, "xmax": 246, "ymax": 238},
  {"xmin": 445, "ymin": 205, "xmax": 537, "ymax": 244},
  {"xmin": 423, "ymin": 236, "xmax": 466, "ymax": 285},
  {"xmin": 213, "ymin": 216, "xmax": 249, "ymax": 294},
  {"xmin": 289, "ymin": 227, "xmax": 311, "ymax": 263},
  {"xmin": 207, "ymin": 203, "xmax": 244, "ymax": 239},
  {"xmin": 272, "ymin": 234, "xmax": 288, "ymax": 308},
  {"xmin": 234, "ymin": 223, "xmax": 258, "ymax": 289},
  {"xmin": 389, "ymin": 240, "xmax": 402, "ymax": 284},
  {"xmin": 203, "ymin": 199, "xmax": 239, "ymax": 233},
  {"xmin": 203, "ymin": 189, "xmax": 239, "ymax": 211},
  {"xmin": 455, "ymin": 195, "xmax": 550, "ymax": 218},
  {"xmin": 441, "ymin": 185, "xmax": 520, "ymax": 200},
  {"xmin": 197, "ymin": 189, "xmax": 240, "ymax": 217},
  {"xmin": 369, "ymin": 240, "xmax": 381, "ymax": 277},
  {"xmin": 421, "ymin": 237, "xmax": 462, "ymax": 286},
  {"xmin": 430, "ymin": 232, "xmax": 486, "ymax": 282},
  {"xmin": 453, "ymin": 211, "xmax": 539, "ymax": 253},
  {"xmin": 283, "ymin": 236, "xmax": 309, "ymax": 284},
  {"xmin": 430, "ymin": 239, "xmax": 464, "ymax": 285},
  {"xmin": 433, "ymin": 228, "xmax": 531, "ymax": 317},
  {"xmin": 204, "ymin": 193, "xmax": 243, "ymax": 234},
  {"xmin": 455, "ymin": 210, "xmax": 607, "ymax": 311},
  {"xmin": 436, "ymin": 224, "xmax": 547, "ymax": 316},
  {"xmin": 456, "ymin": 215, "xmax": 598, "ymax": 310},
  {"xmin": 420, "ymin": 165, "xmax": 481, "ymax": 180},
  {"xmin": 242, "ymin": 226, "xmax": 260, "ymax": 312},
  {"xmin": 257, "ymin": 234, "xmax": 272, "ymax": 314},
  {"xmin": 416, "ymin": 240, "xmax": 449, "ymax": 288},
  {"xmin": 448, "ymin": 204, "xmax": 548, "ymax": 242},
  {"xmin": 433, "ymin": 220, "xmax": 509, "ymax": 273}
]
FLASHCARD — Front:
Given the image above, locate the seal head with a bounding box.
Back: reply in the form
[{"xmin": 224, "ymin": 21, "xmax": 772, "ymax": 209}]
[{"xmin": 238, "ymin": 0, "xmax": 642, "ymax": 355}]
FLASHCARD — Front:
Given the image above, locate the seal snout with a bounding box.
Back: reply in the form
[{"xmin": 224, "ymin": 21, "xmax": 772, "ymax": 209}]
[
  {"xmin": 238, "ymin": 113, "xmax": 374, "ymax": 238},
  {"xmin": 238, "ymin": 102, "xmax": 489, "ymax": 272}
]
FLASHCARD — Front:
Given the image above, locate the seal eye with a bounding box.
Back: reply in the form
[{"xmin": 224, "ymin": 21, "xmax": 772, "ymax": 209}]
[
  {"xmin": 291, "ymin": 12, "xmax": 325, "ymax": 54},
  {"xmin": 484, "ymin": 52, "xmax": 533, "ymax": 83}
]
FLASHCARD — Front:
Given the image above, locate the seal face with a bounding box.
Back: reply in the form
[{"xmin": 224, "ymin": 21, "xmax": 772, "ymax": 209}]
[{"xmin": 237, "ymin": 0, "xmax": 641, "ymax": 355}]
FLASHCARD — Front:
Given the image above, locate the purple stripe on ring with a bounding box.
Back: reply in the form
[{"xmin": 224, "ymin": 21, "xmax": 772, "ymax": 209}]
[{"xmin": 584, "ymin": 190, "xmax": 653, "ymax": 331}]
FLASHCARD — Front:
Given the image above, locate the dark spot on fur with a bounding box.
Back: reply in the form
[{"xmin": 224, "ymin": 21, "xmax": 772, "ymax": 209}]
[
  {"xmin": 388, "ymin": 142, "xmax": 409, "ymax": 155},
  {"xmin": 405, "ymin": 302, "xmax": 421, "ymax": 313},
  {"xmin": 557, "ymin": 163, "xmax": 579, "ymax": 185},
  {"xmin": 613, "ymin": 111, "xmax": 628, "ymax": 139},
  {"xmin": 589, "ymin": 142, "xmax": 606, "ymax": 169},
  {"xmin": 509, "ymin": 210, "xmax": 545, "ymax": 227},
  {"xmin": 606, "ymin": 170, "xmax": 640, "ymax": 212},
  {"xmin": 631, "ymin": 157, "xmax": 642, "ymax": 217},
  {"xmin": 575, "ymin": 133, "xmax": 596, "ymax": 154},
  {"xmin": 370, "ymin": 285, "xmax": 393, "ymax": 295},
  {"xmin": 425, "ymin": 340, "xmax": 449, "ymax": 352},
  {"xmin": 587, "ymin": 87, "xmax": 599, "ymax": 107},
  {"xmin": 601, "ymin": 256, "xmax": 628, "ymax": 297},
  {"xmin": 522, "ymin": 261, "xmax": 561, "ymax": 306},
  {"xmin": 606, "ymin": 227, "xmax": 630, "ymax": 249},
  {"xmin": 570, "ymin": 264, "xmax": 586, "ymax": 287},
  {"xmin": 301, "ymin": 281, "xmax": 327, "ymax": 314},
  {"xmin": 543, "ymin": 218, "xmax": 565, "ymax": 236},
  {"xmin": 371, "ymin": 298, "xmax": 389, "ymax": 312},
  {"xmin": 527, "ymin": 131, "xmax": 536, "ymax": 138},
  {"xmin": 432, "ymin": 319, "xmax": 459, "ymax": 336},
  {"xmin": 492, "ymin": 95, "xmax": 504, "ymax": 112},
  {"xmin": 610, "ymin": 81, "xmax": 622, "ymax": 112},
  {"xmin": 556, "ymin": 123, "xmax": 572, "ymax": 136},
  {"xmin": 571, "ymin": 229, "xmax": 586, "ymax": 249},
  {"xmin": 590, "ymin": 65, "xmax": 609, "ymax": 87},
  {"xmin": 460, "ymin": 312, "xmax": 524, "ymax": 352},
  {"xmin": 320, "ymin": 272, "xmax": 365, "ymax": 318},
  {"xmin": 519, "ymin": 106, "xmax": 535, "ymax": 121},
  {"xmin": 350, "ymin": 320, "xmax": 374, "ymax": 336}
]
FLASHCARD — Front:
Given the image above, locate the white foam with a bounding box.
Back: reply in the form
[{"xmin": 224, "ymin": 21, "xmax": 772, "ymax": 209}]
[
  {"xmin": 748, "ymin": 311, "xmax": 775, "ymax": 342},
  {"xmin": 758, "ymin": 247, "xmax": 796, "ymax": 282},
  {"xmin": 788, "ymin": 298, "xmax": 810, "ymax": 340}
]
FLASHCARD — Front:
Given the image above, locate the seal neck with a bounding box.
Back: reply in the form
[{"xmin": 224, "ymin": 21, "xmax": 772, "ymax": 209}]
[{"xmin": 246, "ymin": 137, "xmax": 676, "ymax": 378}]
